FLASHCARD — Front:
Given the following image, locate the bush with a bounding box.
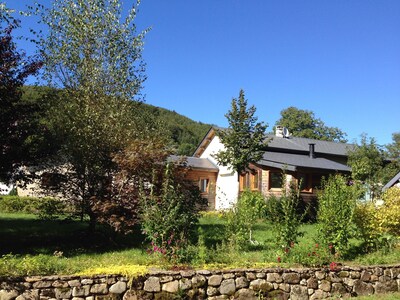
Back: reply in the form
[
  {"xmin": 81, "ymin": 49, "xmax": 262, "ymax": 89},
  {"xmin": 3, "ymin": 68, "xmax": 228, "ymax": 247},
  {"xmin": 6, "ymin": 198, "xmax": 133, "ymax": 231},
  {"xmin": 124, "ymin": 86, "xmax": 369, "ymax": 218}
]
[
  {"xmin": 139, "ymin": 163, "xmax": 205, "ymax": 263},
  {"xmin": 317, "ymin": 175, "xmax": 360, "ymax": 256},
  {"xmin": 354, "ymin": 201, "xmax": 381, "ymax": 251},
  {"xmin": 377, "ymin": 187, "xmax": 400, "ymax": 236},
  {"xmin": 225, "ymin": 190, "xmax": 265, "ymax": 249},
  {"xmin": 0, "ymin": 195, "xmax": 67, "ymax": 219},
  {"xmin": 0, "ymin": 196, "xmax": 38, "ymax": 213},
  {"xmin": 265, "ymin": 181, "xmax": 304, "ymax": 250}
]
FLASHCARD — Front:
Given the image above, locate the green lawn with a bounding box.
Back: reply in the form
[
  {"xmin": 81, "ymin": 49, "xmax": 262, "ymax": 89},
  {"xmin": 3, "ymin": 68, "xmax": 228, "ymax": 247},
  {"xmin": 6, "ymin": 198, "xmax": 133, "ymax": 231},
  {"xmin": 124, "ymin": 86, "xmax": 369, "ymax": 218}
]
[{"xmin": 0, "ymin": 212, "xmax": 399, "ymax": 276}]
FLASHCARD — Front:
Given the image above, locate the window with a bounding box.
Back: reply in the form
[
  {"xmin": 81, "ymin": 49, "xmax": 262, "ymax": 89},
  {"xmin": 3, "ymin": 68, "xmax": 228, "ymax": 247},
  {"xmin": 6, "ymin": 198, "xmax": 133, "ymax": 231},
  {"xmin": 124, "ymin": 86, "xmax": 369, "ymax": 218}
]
[
  {"xmin": 252, "ymin": 171, "xmax": 259, "ymax": 190},
  {"xmin": 199, "ymin": 178, "xmax": 209, "ymax": 193},
  {"xmin": 269, "ymin": 172, "xmax": 283, "ymax": 189}
]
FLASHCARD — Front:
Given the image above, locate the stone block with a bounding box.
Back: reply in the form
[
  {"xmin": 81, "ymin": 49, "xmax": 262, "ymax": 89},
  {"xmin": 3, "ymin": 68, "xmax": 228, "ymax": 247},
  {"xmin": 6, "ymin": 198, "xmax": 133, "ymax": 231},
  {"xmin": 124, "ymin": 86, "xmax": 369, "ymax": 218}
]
[
  {"xmin": 67, "ymin": 280, "xmax": 81, "ymax": 287},
  {"xmin": 309, "ymin": 289, "xmax": 328, "ymax": 300},
  {"xmin": 15, "ymin": 289, "xmax": 39, "ymax": 300},
  {"xmin": 159, "ymin": 276, "xmax": 173, "ymax": 284},
  {"xmin": 162, "ymin": 280, "xmax": 179, "ymax": 293},
  {"xmin": 222, "ymin": 273, "xmax": 234, "ymax": 279},
  {"xmin": 249, "ymin": 279, "xmax": 273, "ymax": 292},
  {"xmin": 54, "ymin": 287, "xmax": 72, "ymax": 299},
  {"xmin": 219, "ymin": 279, "xmax": 235, "ymax": 296},
  {"xmin": 143, "ymin": 277, "xmax": 160, "ymax": 293},
  {"xmin": 360, "ymin": 270, "xmax": 371, "ymax": 281},
  {"xmin": 192, "ymin": 275, "xmax": 206, "ymax": 288},
  {"xmin": 80, "ymin": 280, "xmax": 93, "ymax": 285},
  {"xmin": 353, "ymin": 280, "xmax": 374, "ymax": 296},
  {"xmin": 208, "ymin": 275, "xmax": 223, "ymax": 287},
  {"xmin": 267, "ymin": 273, "xmax": 282, "ymax": 283},
  {"xmin": 89, "ymin": 284, "xmax": 108, "ymax": 295},
  {"xmin": 109, "ymin": 281, "xmax": 127, "ymax": 294},
  {"xmin": 256, "ymin": 273, "xmax": 265, "ymax": 279},
  {"xmin": 290, "ymin": 285, "xmax": 308, "ymax": 300},
  {"xmin": 179, "ymin": 278, "xmax": 192, "ymax": 290},
  {"xmin": 235, "ymin": 277, "xmax": 248, "ymax": 289},
  {"xmin": 246, "ymin": 272, "xmax": 256, "ymax": 281},
  {"xmin": 279, "ymin": 283, "xmax": 290, "ymax": 292},
  {"xmin": 207, "ymin": 286, "xmax": 218, "ymax": 297},
  {"xmin": 375, "ymin": 281, "xmax": 398, "ymax": 294},
  {"xmin": 0, "ymin": 289, "xmax": 19, "ymax": 300},
  {"xmin": 180, "ymin": 270, "xmax": 195, "ymax": 278},
  {"xmin": 315, "ymin": 271, "xmax": 325, "ymax": 280},
  {"xmin": 72, "ymin": 286, "xmax": 90, "ymax": 297},
  {"xmin": 319, "ymin": 280, "xmax": 331, "ymax": 292},
  {"xmin": 51, "ymin": 281, "xmax": 68, "ymax": 288},
  {"xmin": 282, "ymin": 273, "xmax": 300, "ymax": 284},
  {"xmin": 234, "ymin": 288, "xmax": 257, "ymax": 300},
  {"xmin": 350, "ymin": 271, "xmax": 360, "ymax": 279},
  {"xmin": 33, "ymin": 281, "xmax": 53, "ymax": 289},
  {"xmin": 307, "ymin": 277, "xmax": 318, "ymax": 289}
]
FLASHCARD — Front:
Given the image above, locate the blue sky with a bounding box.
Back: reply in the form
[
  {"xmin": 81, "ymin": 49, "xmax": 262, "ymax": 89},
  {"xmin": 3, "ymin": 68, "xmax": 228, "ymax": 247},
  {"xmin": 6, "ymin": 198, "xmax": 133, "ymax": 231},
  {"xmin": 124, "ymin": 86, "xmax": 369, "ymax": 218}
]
[{"xmin": 7, "ymin": 0, "xmax": 400, "ymax": 146}]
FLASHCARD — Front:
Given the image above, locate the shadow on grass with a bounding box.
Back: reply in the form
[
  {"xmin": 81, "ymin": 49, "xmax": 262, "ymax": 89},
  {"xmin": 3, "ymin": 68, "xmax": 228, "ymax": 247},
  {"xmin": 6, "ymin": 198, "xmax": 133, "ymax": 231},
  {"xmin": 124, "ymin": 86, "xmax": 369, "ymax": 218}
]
[{"xmin": 0, "ymin": 215, "xmax": 145, "ymax": 257}]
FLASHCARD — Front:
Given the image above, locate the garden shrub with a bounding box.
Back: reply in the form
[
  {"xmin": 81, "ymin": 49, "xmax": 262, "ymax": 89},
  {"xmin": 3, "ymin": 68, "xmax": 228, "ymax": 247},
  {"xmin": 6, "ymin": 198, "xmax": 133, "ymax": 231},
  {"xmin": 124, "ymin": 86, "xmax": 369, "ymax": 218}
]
[
  {"xmin": 265, "ymin": 181, "xmax": 304, "ymax": 250},
  {"xmin": 225, "ymin": 190, "xmax": 265, "ymax": 250},
  {"xmin": 377, "ymin": 187, "xmax": 400, "ymax": 236},
  {"xmin": 317, "ymin": 175, "xmax": 360, "ymax": 256},
  {"xmin": 0, "ymin": 195, "xmax": 67, "ymax": 220},
  {"xmin": 139, "ymin": 163, "xmax": 205, "ymax": 263},
  {"xmin": 354, "ymin": 201, "xmax": 381, "ymax": 251}
]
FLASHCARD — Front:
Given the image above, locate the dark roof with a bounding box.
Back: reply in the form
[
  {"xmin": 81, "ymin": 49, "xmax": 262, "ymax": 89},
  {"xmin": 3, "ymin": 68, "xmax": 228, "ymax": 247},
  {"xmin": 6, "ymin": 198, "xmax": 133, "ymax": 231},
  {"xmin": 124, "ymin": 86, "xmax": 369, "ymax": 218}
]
[
  {"xmin": 382, "ymin": 171, "xmax": 400, "ymax": 191},
  {"xmin": 169, "ymin": 155, "xmax": 218, "ymax": 171},
  {"xmin": 257, "ymin": 151, "xmax": 351, "ymax": 172},
  {"xmin": 266, "ymin": 135, "xmax": 354, "ymax": 156}
]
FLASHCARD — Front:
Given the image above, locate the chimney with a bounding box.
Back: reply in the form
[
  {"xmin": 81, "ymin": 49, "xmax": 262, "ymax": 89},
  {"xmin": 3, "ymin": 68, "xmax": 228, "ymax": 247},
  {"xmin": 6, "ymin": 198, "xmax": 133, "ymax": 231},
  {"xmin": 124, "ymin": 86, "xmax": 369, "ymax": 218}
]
[
  {"xmin": 275, "ymin": 126, "xmax": 284, "ymax": 137},
  {"xmin": 309, "ymin": 143, "xmax": 316, "ymax": 158}
]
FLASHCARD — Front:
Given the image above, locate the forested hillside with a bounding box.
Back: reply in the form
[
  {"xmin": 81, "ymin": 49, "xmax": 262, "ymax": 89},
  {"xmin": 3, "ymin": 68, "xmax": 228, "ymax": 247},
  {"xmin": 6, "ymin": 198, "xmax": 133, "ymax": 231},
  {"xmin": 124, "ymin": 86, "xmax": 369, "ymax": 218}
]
[{"xmin": 21, "ymin": 86, "xmax": 211, "ymax": 156}]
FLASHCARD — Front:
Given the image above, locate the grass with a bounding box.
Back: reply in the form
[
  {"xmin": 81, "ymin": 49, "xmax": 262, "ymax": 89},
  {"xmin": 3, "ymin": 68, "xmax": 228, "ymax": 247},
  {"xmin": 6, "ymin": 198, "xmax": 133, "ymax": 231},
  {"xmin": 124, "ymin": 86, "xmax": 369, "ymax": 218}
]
[{"xmin": 0, "ymin": 212, "xmax": 399, "ymax": 277}]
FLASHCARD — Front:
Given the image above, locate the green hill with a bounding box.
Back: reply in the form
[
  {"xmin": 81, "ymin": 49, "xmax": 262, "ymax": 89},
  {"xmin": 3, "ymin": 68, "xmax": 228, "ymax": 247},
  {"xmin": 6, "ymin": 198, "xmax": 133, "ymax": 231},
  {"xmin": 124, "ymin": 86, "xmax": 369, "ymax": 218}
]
[{"xmin": 21, "ymin": 86, "xmax": 212, "ymax": 156}]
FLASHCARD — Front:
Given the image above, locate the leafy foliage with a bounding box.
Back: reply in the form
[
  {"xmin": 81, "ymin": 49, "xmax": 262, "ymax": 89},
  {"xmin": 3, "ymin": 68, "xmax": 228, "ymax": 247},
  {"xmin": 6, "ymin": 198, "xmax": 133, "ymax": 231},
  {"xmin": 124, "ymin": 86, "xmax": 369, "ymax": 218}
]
[
  {"xmin": 317, "ymin": 175, "xmax": 360, "ymax": 255},
  {"xmin": 139, "ymin": 163, "xmax": 206, "ymax": 262},
  {"xmin": 225, "ymin": 190, "xmax": 266, "ymax": 249},
  {"xmin": 377, "ymin": 187, "xmax": 400, "ymax": 236},
  {"xmin": 347, "ymin": 134, "xmax": 385, "ymax": 198},
  {"xmin": 214, "ymin": 89, "xmax": 268, "ymax": 174},
  {"xmin": 275, "ymin": 106, "xmax": 347, "ymax": 142},
  {"xmin": 265, "ymin": 180, "xmax": 304, "ymax": 250},
  {"xmin": 0, "ymin": 17, "xmax": 42, "ymax": 181},
  {"xmin": 31, "ymin": 0, "xmax": 149, "ymax": 230}
]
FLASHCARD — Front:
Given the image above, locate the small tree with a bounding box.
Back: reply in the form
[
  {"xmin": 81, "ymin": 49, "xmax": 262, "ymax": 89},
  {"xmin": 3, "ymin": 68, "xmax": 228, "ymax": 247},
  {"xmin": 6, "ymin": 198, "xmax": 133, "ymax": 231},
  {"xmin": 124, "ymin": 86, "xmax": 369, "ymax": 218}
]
[
  {"xmin": 214, "ymin": 89, "xmax": 268, "ymax": 176},
  {"xmin": 225, "ymin": 190, "xmax": 265, "ymax": 249},
  {"xmin": 317, "ymin": 174, "xmax": 360, "ymax": 255},
  {"xmin": 33, "ymin": 0, "xmax": 149, "ymax": 230},
  {"xmin": 347, "ymin": 134, "xmax": 384, "ymax": 199},
  {"xmin": 265, "ymin": 179, "xmax": 304, "ymax": 250}
]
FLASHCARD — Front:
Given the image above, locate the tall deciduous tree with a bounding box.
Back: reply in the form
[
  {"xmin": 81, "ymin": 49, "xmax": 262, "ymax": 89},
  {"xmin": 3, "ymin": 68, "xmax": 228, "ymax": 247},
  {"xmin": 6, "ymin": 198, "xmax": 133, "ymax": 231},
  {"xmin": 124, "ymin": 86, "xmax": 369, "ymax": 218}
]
[
  {"xmin": 275, "ymin": 106, "xmax": 347, "ymax": 142},
  {"xmin": 0, "ymin": 11, "xmax": 42, "ymax": 182},
  {"xmin": 35, "ymin": 0, "xmax": 149, "ymax": 230},
  {"xmin": 347, "ymin": 134, "xmax": 384, "ymax": 199},
  {"xmin": 214, "ymin": 89, "xmax": 268, "ymax": 175}
]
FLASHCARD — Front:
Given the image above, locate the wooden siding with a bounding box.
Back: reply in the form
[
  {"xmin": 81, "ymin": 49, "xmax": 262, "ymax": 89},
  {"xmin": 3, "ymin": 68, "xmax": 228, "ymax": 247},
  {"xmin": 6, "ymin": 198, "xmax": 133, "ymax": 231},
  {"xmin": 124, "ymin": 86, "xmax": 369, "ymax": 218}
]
[{"xmin": 185, "ymin": 169, "xmax": 217, "ymax": 210}]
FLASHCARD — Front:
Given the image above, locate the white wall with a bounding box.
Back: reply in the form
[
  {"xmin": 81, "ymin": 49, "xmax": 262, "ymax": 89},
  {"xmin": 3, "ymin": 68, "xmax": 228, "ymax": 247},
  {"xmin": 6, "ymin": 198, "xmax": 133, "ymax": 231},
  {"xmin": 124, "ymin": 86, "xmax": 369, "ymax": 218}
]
[
  {"xmin": 200, "ymin": 135, "xmax": 239, "ymax": 210},
  {"xmin": 0, "ymin": 183, "xmax": 13, "ymax": 195}
]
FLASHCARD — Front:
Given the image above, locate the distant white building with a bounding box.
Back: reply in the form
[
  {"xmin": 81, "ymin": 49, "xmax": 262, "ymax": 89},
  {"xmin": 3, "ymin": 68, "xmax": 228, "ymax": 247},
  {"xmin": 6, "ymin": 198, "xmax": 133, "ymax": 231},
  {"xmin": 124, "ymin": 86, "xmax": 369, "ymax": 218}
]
[{"xmin": 0, "ymin": 182, "xmax": 13, "ymax": 195}]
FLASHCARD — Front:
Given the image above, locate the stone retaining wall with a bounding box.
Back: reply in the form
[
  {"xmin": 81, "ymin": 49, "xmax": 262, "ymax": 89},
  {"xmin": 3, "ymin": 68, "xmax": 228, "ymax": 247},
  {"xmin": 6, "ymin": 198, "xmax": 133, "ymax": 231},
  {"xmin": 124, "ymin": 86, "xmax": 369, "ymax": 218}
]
[{"xmin": 1, "ymin": 265, "xmax": 400, "ymax": 300}]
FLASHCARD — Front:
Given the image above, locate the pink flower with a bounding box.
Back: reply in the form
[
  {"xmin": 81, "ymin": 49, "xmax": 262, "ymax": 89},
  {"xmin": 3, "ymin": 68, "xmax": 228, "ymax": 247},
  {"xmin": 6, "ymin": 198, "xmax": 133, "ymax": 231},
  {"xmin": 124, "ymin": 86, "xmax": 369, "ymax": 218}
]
[
  {"xmin": 330, "ymin": 262, "xmax": 337, "ymax": 271},
  {"xmin": 277, "ymin": 256, "xmax": 281, "ymax": 263},
  {"xmin": 315, "ymin": 243, "xmax": 319, "ymax": 248}
]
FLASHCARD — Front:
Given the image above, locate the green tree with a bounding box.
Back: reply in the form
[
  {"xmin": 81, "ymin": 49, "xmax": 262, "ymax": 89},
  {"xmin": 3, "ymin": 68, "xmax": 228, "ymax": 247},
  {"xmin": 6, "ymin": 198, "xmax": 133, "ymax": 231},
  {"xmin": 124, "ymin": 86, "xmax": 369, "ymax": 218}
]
[
  {"xmin": 0, "ymin": 11, "xmax": 42, "ymax": 182},
  {"xmin": 317, "ymin": 175, "xmax": 360, "ymax": 255},
  {"xmin": 275, "ymin": 106, "xmax": 347, "ymax": 142},
  {"xmin": 347, "ymin": 134, "xmax": 384, "ymax": 199},
  {"xmin": 35, "ymin": 0, "xmax": 149, "ymax": 230},
  {"xmin": 214, "ymin": 89, "xmax": 268, "ymax": 175}
]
